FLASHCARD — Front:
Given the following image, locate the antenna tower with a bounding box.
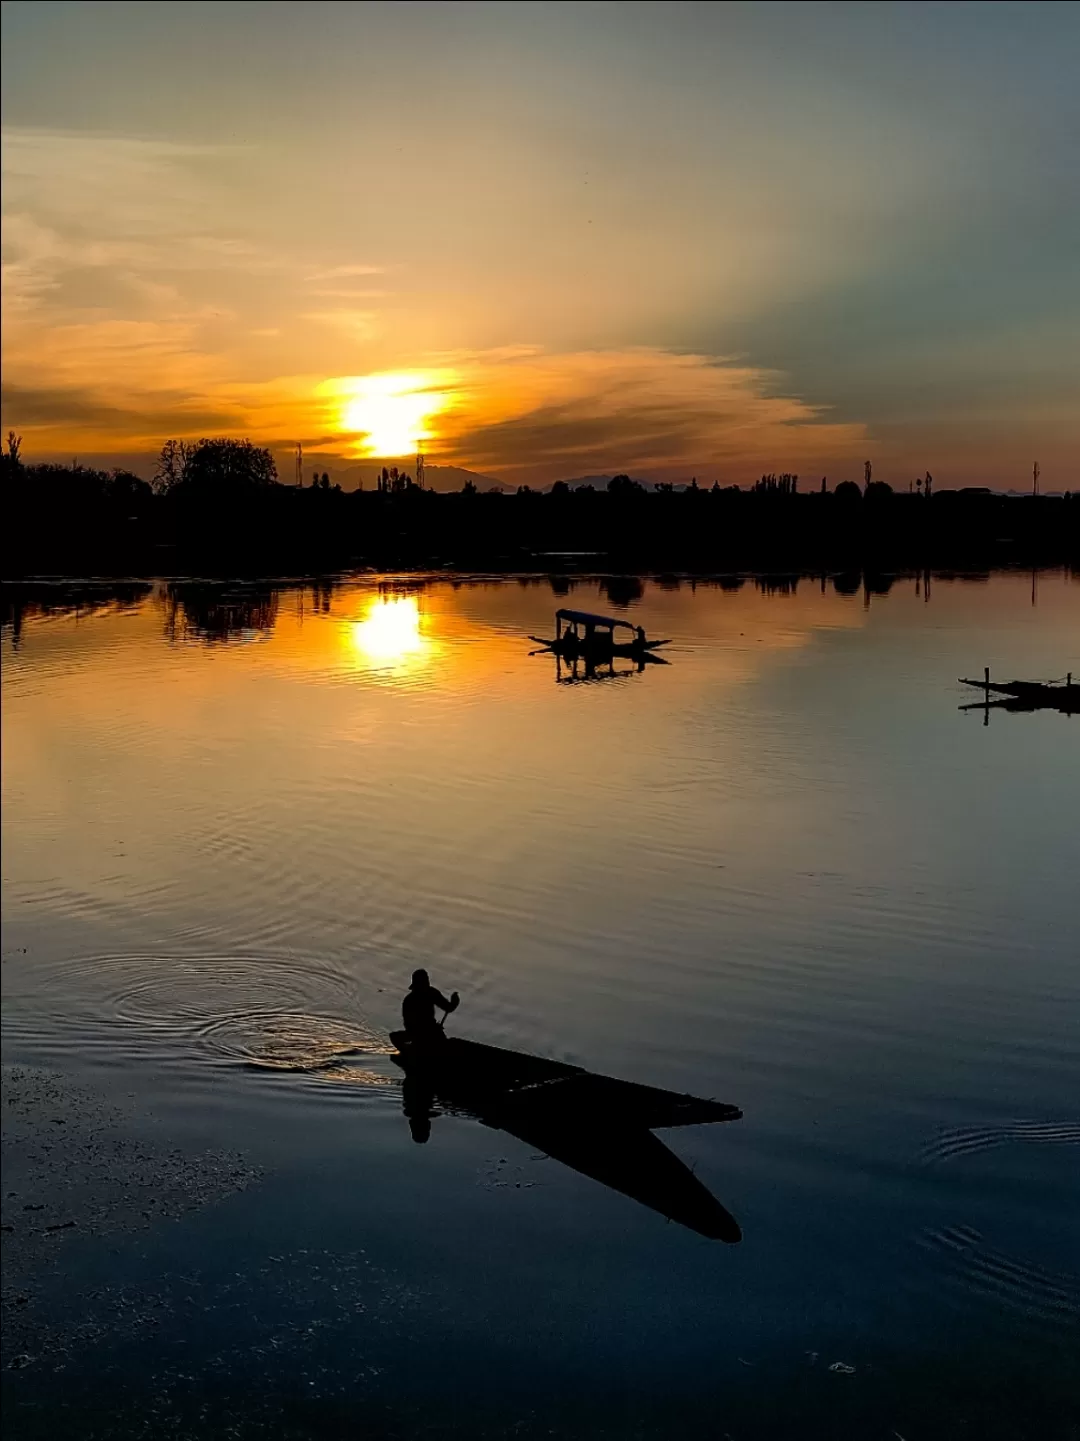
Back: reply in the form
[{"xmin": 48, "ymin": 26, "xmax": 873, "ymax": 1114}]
[
  {"xmin": 1032, "ymin": 461, "xmax": 1040, "ymax": 497},
  {"xmin": 416, "ymin": 450, "xmax": 425, "ymax": 491},
  {"xmin": 295, "ymin": 442, "xmax": 303, "ymax": 487}
]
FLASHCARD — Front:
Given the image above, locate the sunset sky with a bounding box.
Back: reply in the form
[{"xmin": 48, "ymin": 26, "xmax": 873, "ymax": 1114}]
[{"xmin": 2, "ymin": 0, "xmax": 1077, "ymax": 489}]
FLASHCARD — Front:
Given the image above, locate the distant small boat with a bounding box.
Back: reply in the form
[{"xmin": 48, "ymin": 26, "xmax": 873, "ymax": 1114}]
[
  {"xmin": 959, "ymin": 669, "xmax": 1078, "ymax": 715},
  {"xmin": 529, "ymin": 608, "xmax": 671, "ymax": 660}
]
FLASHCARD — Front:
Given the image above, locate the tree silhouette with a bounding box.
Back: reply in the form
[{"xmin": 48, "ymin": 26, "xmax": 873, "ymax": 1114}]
[
  {"xmin": 155, "ymin": 438, "xmax": 277, "ymax": 497},
  {"xmin": 608, "ymin": 474, "xmax": 642, "ymax": 496},
  {"xmin": 154, "ymin": 439, "xmax": 189, "ymax": 493},
  {"xmin": 865, "ymin": 480, "xmax": 893, "ymax": 501},
  {"xmin": 106, "ymin": 469, "xmax": 153, "ymax": 507},
  {"xmin": 753, "ymin": 472, "xmax": 798, "ymax": 495},
  {"xmin": 188, "ymin": 439, "xmax": 276, "ymax": 492}
]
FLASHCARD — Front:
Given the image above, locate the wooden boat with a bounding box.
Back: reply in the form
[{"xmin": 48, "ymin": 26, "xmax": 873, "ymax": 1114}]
[
  {"xmin": 529, "ymin": 608, "xmax": 671, "ymax": 660},
  {"xmin": 959, "ymin": 670, "xmax": 1078, "ymax": 715},
  {"xmin": 390, "ymin": 1033, "xmax": 741, "ymax": 1127},
  {"xmin": 390, "ymin": 1032, "xmax": 742, "ymax": 1241}
]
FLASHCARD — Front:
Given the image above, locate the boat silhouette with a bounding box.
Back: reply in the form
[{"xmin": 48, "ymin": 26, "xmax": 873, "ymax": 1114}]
[
  {"xmin": 391, "ymin": 1032, "xmax": 743, "ymax": 1242},
  {"xmin": 529, "ymin": 608, "xmax": 671, "ymax": 660},
  {"xmin": 959, "ymin": 669, "xmax": 1078, "ymax": 719}
]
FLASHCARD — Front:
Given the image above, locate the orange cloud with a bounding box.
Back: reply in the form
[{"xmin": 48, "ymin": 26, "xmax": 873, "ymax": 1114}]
[
  {"xmin": 2, "ymin": 128, "xmax": 867, "ymax": 481},
  {"xmin": 427, "ymin": 347, "xmax": 867, "ymax": 481}
]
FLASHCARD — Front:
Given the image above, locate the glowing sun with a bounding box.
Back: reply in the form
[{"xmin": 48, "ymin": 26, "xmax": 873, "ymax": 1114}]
[{"xmin": 326, "ymin": 371, "xmax": 454, "ymax": 457}]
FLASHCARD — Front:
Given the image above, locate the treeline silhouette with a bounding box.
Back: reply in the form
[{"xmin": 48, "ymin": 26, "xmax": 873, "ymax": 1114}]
[{"xmin": 2, "ymin": 434, "xmax": 1075, "ymax": 574}]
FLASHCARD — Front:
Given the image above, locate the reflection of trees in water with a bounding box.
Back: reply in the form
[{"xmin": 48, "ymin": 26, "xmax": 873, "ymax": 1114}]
[
  {"xmin": 602, "ymin": 575, "xmax": 645, "ymax": 608},
  {"xmin": 863, "ymin": 572, "xmax": 895, "ymax": 597},
  {"xmin": 830, "ymin": 571, "xmax": 897, "ymax": 602},
  {"xmin": 163, "ymin": 583, "xmax": 280, "ymax": 643},
  {"xmin": 161, "ymin": 576, "xmax": 347, "ymax": 640},
  {"xmin": 306, "ymin": 580, "xmax": 336, "ymax": 615},
  {"xmin": 376, "ymin": 579, "xmax": 426, "ymax": 599},
  {"xmin": 1, "ymin": 583, "xmax": 152, "ymax": 648},
  {"xmin": 755, "ymin": 575, "xmax": 800, "ymax": 596}
]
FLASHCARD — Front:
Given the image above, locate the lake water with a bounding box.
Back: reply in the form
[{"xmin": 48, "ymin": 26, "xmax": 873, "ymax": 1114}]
[{"xmin": 2, "ymin": 571, "xmax": 1078, "ymax": 1439}]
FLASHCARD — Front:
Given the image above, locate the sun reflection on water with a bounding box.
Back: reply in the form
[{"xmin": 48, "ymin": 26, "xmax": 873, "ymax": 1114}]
[{"xmin": 348, "ymin": 594, "xmax": 432, "ymax": 671}]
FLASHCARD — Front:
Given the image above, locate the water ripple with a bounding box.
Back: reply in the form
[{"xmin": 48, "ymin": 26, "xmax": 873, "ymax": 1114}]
[
  {"xmin": 2, "ymin": 951, "xmax": 396, "ymax": 1092},
  {"xmin": 919, "ymin": 1224, "xmax": 1080, "ymax": 1329},
  {"xmin": 920, "ymin": 1120, "xmax": 1080, "ymax": 1165}
]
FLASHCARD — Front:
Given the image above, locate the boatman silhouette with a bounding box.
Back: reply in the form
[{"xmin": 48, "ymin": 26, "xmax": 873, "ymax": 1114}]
[{"xmin": 402, "ymin": 968, "xmax": 459, "ymax": 1042}]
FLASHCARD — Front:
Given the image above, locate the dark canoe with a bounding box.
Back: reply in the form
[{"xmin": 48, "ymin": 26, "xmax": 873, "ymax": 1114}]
[
  {"xmin": 390, "ymin": 1032, "xmax": 743, "ymax": 1242},
  {"xmin": 389, "ymin": 1033, "xmax": 741, "ymax": 1129}
]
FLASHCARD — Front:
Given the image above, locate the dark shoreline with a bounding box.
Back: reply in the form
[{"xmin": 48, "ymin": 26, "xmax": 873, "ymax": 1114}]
[{"xmin": 3, "ymin": 484, "xmax": 1077, "ymax": 578}]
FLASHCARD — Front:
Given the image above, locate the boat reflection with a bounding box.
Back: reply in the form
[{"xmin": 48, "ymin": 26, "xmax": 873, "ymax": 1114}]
[
  {"xmin": 530, "ymin": 608, "xmax": 672, "ymax": 685},
  {"xmin": 551, "ymin": 651, "xmax": 670, "ymax": 684},
  {"xmin": 393, "ymin": 1035, "xmax": 742, "ymax": 1242}
]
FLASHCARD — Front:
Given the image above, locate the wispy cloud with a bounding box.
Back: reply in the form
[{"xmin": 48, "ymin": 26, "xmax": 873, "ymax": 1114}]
[
  {"xmin": 0, "ymin": 134, "xmax": 865, "ymax": 477},
  {"xmin": 1, "ymin": 126, "xmax": 391, "ymax": 450},
  {"xmin": 305, "ymin": 264, "xmax": 384, "ymax": 282},
  {"xmin": 301, "ymin": 310, "xmax": 380, "ymax": 341},
  {"xmin": 431, "ymin": 348, "xmax": 867, "ymax": 482},
  {"xmin": 305, "ymin": 288, "xmax": 389, "ymax": 300},
  {"xmin": 1, "ymin": 126, "xmax": 383, "ymax": 335},
  {"xmin": 1, "ymin": 130, "xmax": 256, "ymax": 308}
]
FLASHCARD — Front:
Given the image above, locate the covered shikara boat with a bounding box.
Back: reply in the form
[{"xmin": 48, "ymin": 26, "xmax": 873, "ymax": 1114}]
[{"xmin": 529, "ymin": 609, "xmax": 671, "ymax": 660}]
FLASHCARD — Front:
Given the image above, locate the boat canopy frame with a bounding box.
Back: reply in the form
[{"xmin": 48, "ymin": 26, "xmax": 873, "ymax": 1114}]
[{"xmin": 555, "ymin": 608, "xmax": 641, "ymax": 643}]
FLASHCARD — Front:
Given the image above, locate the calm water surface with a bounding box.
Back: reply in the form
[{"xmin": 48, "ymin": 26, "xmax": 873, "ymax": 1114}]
[{"xmin": 2, "ymin": 572, "xmax": 1078, "ymax": 1438}]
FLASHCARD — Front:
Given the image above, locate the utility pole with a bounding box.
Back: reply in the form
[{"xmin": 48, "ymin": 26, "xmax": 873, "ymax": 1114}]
[
  {"xmin": 416, "ymin": 450, "xmax": 425, "ymax": 491},
  {"xmin": 1032, "ymin": 461, "xmax": 1040, "ymax": 497},
  {"xmin": 295, "ymin": 442, "xmax": 303, "ymax": 487}
]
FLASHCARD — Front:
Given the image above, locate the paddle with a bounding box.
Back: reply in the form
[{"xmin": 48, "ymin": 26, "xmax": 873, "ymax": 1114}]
[{"xmin": 438, "ymin": 990, "xmax": 460, "ymax": 1031}]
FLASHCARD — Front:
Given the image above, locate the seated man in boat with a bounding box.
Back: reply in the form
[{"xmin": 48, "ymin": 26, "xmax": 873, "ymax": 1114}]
[{"xmin": 402, "ymin": 968, "xmax": 459, "ymax": 1043}]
